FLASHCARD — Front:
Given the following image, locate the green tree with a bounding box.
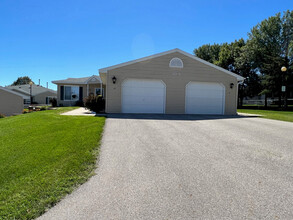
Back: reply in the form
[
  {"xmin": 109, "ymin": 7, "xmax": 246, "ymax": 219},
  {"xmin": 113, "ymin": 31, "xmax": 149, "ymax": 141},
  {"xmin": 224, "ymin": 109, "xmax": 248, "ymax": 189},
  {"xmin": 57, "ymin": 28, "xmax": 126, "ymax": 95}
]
[
  {"xmin": 194, "ymin": 39, "xmax": 262, "ymax": 107},
  {"xmin": 11, "ymin": 76, "xmax": 34, "ymax": 86},
  {"xmin": 216, "ymin": 39, "xmax": 244, "ymax": 70},
  {"xmin": 244, "ymin": 10, "xmax": 293, "ymax": 108},
  {"xmin": 193, "ymin": 43, "xmax": 222, "ymax": 64}
]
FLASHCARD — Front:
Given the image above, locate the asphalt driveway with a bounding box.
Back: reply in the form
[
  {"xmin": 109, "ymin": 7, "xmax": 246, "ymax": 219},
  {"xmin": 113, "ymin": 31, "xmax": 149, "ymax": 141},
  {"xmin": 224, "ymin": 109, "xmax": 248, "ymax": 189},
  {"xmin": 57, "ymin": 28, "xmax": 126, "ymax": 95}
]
[{"xmin": 39, "ymin": 114, "xmax": 293, "ymax": 219}]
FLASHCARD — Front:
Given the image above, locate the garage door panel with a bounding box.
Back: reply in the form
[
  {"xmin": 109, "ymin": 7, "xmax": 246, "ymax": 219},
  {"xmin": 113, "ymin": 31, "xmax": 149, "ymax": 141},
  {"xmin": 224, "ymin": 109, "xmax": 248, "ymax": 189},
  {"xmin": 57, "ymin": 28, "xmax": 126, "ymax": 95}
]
[
  {"xmin": 122, "ymin": 104, "xmax": 164, "ymax": 113},
  {"xmin": 122, "ymin": 79, "xmax": 165, "ymax": 113},
  {"xmin": 123, "ymin": 80, "xmax": 164, "ymax": 88},
  {"xmin": 186, "ymin": 82, "xmax": 225, "ymax": 115},
  {"xmin": 123, "ymin": 87, "xmax": 164, "ymax": 97},
  {"xmin": 123, "ymin": 96, "xmax": 164, "ymax": 105}
]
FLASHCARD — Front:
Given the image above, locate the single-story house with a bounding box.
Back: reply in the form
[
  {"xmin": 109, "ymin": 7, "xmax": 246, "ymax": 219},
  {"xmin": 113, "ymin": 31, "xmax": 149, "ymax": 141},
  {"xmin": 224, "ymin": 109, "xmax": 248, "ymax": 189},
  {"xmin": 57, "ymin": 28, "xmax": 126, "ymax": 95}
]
[
  {"xmin": 0, "ymin": 86, "xmax": 28, "ymax": 116},
  {"xmin": 6, "ymin": 84, "xmax": 57, "ymax": 105},
  {"xmin": 53, "ymin": 48, "xmax": 244, "ymax": 115},
  {"xmin": 52, "ymin": 75, "xmax": 104, "ymax": 106},
  {"xmin": 99, "ymin": 48, "xmax": 244, "ymax": 115}
]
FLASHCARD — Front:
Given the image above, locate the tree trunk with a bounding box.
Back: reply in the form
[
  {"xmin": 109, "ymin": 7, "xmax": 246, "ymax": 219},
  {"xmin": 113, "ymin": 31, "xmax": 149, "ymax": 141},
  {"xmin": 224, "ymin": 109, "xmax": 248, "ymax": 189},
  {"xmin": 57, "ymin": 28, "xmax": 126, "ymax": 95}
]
[
  {"xmin": 239, "ymin": 97, "xmax": 243, "ymax": 108},
  {"xmin": 238, "ymin": 86, "xmax": 243, "ymax": 108},
  {"xmin": 264, "ymin": 94, "xmax": 268, "ymax": 109},
  {"xmin": 284, "ymin": 91, "xmax": 288, "ymax": 110}
]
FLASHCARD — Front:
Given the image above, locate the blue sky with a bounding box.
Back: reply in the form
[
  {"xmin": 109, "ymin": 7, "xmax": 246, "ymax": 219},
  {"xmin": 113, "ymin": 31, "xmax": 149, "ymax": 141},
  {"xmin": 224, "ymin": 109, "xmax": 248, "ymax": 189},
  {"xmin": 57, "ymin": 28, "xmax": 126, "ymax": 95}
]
[{"xmin": 0, "ymin": 0, "xmax": 292, "ymax": 90}]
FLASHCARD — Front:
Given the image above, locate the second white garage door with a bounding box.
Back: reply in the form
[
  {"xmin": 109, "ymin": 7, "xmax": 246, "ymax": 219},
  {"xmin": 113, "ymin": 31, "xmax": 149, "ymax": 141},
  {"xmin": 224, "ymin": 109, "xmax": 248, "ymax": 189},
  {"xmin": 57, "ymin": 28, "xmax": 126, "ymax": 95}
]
[
  {"xmin": 185, "ymin": 82, "xmax": 225, "ymax": 115},
  {"xmin": 122, "ymin": 79, "xmax": 166, "ymax": 113}
]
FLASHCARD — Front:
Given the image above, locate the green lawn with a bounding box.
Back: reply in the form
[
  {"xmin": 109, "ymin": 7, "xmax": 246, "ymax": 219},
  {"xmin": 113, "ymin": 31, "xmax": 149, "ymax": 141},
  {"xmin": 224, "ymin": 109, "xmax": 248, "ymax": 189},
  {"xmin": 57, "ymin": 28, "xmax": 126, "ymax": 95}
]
[
  {"xmin": 0, "ymin": 107, "xmax": 105, "ymax": 219},
  {"xmin": 238, "ymin": 109, "xmax": 293, "ymax": 123}
]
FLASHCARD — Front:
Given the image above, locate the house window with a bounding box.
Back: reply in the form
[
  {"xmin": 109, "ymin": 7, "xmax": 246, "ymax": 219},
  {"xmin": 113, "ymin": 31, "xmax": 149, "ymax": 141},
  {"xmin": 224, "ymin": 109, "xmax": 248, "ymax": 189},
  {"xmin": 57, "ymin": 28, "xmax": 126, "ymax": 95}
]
[
  {"xmin": 95, "ymin": 88, "xmax": 104, "ymax": 97},
  {"xmin": 64, "ymin": 86, "xmax": 79, "ymax": 101},
  {"xmin": 169, "ymin": 57, "xmax": 183, "ymax": 68},
  {"xmin": 46, "ymin": 96, "xmax": 56, "ymax": 104},
  {"xmin": 24, "ymin": 99, "xmax": 30, "ymax": 104}
]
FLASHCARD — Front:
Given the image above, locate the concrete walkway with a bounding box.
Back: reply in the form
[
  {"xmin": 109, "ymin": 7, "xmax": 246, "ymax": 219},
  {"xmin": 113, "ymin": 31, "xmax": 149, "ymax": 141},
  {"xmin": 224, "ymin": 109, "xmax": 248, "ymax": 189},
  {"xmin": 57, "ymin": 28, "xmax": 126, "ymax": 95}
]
[
  {"xmin": 61, "ymin": 107, "xmax": 96, "ymax": 116},
  {"xmin": 39, "ymin": 115, "xmax": 293, "ymax": 219},
  {"xmin": 237, "ymin": 112, "xmax": 262, "ymax": 117}
]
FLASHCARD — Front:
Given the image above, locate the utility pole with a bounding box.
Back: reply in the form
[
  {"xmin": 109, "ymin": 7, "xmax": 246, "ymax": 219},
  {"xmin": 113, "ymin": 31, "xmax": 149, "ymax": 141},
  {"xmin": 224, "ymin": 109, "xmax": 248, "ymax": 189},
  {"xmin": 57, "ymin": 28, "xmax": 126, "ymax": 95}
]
[
  {"xmin": 281, "ymin": 66, "xmax": 287, "ymax": 110},
  {"xmin": 29, "ymin": 81, "xmax": 33, "ymax": 104}
]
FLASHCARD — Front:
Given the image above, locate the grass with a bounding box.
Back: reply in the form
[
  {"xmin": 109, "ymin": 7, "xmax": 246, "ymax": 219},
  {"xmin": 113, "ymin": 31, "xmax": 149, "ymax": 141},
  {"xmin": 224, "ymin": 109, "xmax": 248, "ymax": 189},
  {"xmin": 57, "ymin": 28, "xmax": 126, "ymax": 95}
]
[
  {"xmin": 238, "ymin": 109, "xmax": 293, "ymax": 123},
  {"xmin": 0, "ymin": 107, "xmax": 105, "ymax": 219}
]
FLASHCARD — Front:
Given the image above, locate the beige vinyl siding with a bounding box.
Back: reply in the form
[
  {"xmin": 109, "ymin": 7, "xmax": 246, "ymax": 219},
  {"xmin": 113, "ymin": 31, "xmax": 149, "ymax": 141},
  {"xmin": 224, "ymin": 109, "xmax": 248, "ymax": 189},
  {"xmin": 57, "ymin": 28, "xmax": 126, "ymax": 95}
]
[
  {"xmin": 34, "ymin": 91, "xmax": 57, "ymax": 104},
  {"xmin": 105, "ymin": 52, "xmax": 238, "ymax": 115},
  {"xmin": 0, "ymin": 89, "xmax": 24, "ymax": 116},
  {"xmin": 88, "ymin": 84, "xmax": 105, "ymax": 96}
]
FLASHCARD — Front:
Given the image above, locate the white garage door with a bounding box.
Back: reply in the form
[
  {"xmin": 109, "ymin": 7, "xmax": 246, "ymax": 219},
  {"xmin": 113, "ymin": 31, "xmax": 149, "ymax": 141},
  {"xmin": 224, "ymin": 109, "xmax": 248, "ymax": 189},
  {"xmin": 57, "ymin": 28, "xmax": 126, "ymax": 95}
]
[
  {"xmin": 185, "ymin": 82, "xmax": 225, "ymax": 115},
  {"xmin": 122, "ymin": 79, "xmax": 166, "ymax": 113}
]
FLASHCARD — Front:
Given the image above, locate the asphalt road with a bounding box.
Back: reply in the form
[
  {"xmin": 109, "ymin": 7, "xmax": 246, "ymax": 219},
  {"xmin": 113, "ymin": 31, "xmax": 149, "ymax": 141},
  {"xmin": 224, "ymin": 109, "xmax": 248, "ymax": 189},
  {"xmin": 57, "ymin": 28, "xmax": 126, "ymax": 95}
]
[{"xmin": 39, "ymin": 114, "xmax": 293, "ymax": 220}]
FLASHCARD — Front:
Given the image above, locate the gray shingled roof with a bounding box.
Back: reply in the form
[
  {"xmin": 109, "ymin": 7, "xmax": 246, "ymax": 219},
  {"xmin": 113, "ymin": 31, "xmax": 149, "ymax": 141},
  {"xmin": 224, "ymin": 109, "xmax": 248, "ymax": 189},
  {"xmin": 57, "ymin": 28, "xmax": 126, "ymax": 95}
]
[
  {"xmin": 52, "ymin": 75, "xmax": 101, "ymax": 85},
  {"xmin": 0, "ymin": 86, "xmax": 30, "ymax": 99},
  {"xmin": 6, "ymin": 84, "xmax": 57, "ymax": 96}
]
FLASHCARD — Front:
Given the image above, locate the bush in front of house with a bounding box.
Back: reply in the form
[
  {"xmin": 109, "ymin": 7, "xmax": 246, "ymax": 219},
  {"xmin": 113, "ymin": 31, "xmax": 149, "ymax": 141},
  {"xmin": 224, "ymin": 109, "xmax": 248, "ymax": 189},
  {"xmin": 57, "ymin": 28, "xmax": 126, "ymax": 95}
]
[
  {"xmin": 40, "ymin": 106, "xmax": 47, "ymax": 111},
  {"xmin": 75, "ymin": 100, "xmax": 84, "ymax": 107},
  {"xmin": 22, "ymin": 109, "xmax": 29, "ymax": 114},
  {"xmin": 0, "ymin": 113, "xmax": 5, "ymax": 118},
  {"xmin": 84, "ymin": 95, "xmax": 105, "ymax": 113},
  {"xmin": 50, "ymin": 98, "xmax": 57, "ymax": 107}
]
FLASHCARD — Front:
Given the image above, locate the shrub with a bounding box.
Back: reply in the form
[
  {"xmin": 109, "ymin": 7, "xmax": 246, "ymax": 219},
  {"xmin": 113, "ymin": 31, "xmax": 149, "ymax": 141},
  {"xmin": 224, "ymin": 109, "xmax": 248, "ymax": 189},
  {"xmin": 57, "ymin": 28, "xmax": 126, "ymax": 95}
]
[
  {"xmin": 50, "ymin": 98, "xmax": 57, "ymax": 107},
  {"xmin": 23, "ymin": 109, "xmax": 29, "ymax": 114},
  {"xmin": 0, "ymin": 113, "xmax": 5, "ymax": 118},
  {"xmin": 40, "ymin": 106, "xmax": 47, "ymax": 111},
  {"xmin": 84, "ymin": 95, "xmax": 105, "ymax": 113},
  {"xmin": 75, "ymin": 100, "xmax": 84, "ymax": 107}
]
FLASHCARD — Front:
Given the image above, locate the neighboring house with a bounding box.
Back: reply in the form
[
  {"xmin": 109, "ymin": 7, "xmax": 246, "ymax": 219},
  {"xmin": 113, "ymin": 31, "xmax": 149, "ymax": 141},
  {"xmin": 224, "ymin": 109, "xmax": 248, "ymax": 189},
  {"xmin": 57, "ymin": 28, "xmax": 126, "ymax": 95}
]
[
  {"xmin": 52, "ymin": 75, "xmax": 104, "ymax": 106},
  {"xmin": 6, "ymin": 84, "xmax": 57, "ymax": 104},
  {"xmin": 52, "ymin": 49, "xmax": 244, "ymax": 115},
  {"xmin": 0, "ymin": 86, "xmax": 28, "ymax": 116},
  {"xmin": 99, "ymin": 48, "xmax": 244, "ymax": 115}
]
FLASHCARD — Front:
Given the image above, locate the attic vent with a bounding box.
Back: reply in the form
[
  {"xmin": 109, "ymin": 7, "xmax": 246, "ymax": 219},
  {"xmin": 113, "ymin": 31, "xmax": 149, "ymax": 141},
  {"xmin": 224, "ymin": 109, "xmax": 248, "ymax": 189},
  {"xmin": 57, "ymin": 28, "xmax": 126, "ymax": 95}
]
[{"xmin": 169, "ymin": 57, "xmax": 183, "ymax": 68}]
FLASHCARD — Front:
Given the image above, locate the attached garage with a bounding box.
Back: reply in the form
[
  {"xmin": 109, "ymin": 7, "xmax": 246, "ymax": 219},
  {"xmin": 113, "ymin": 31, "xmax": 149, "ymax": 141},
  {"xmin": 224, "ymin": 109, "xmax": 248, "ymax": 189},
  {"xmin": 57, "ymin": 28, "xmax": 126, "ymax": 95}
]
[
  {"xmin": 99, "ymin": 48, "xmax": 244, "ymax": 115},
  {"xmin": 122, "ymin": 79, "xmax": 166, "ymax": 113},
  {"xmin": 185, "ymin": 82, "xmax": 225, "ymax": 115}
]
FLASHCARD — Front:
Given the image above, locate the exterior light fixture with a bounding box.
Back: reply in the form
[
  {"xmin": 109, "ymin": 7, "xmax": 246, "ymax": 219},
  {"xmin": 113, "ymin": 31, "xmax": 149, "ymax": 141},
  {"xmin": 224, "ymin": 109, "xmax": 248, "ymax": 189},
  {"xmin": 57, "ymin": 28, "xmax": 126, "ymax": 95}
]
[
  {"xmin": 281, "ymin": 66, "xmax": 287, "ymax": 109},
  {"xmin": 281, "ymin": 66, "xmax": 287, "ymax": 72},
  {"xmin": 230, "ymin": 83, "xmax": 234, "ymax": 89},
  {"xmin": 112, "ymin": 76, "xmax": 117, "ymax": 84}
]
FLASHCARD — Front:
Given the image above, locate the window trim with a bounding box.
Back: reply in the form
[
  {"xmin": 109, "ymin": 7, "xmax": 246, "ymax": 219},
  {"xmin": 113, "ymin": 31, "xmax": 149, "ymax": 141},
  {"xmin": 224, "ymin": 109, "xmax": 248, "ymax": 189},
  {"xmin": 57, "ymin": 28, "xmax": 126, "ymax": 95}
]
[
  {"xmin": 64, "ymin": 85, "xmax": 80, "ymax": 101},
  {"xmin": 95, "ymin": 87, "xmax": 104, "ymax": 97},
  {"xmin": 169, "ymin": 57, "xmax": 184, "ymax": 68}
]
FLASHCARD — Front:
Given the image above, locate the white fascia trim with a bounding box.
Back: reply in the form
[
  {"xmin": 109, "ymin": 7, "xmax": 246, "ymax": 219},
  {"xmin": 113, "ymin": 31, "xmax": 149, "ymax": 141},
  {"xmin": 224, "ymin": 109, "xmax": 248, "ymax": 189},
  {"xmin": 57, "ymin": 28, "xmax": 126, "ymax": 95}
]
[
  {"xmin": 52, "ymin": 81, "xmax": 87, "ymax": 85},
  {"xmin": 99, "ymin": 48, "xmax": 245, "ymax": 81},
  {"xmin": 99, "ymin": 49, "xmax": 180, "ymax": 74},
  {"xmin": 85, "ymin": 75, "xmax": 102, "ymax": 84},
  {"xmin": 176, "ymin": 49, "xmax": 245, "ymax": 81},
  {"xmin": 52, "ymin": 76, "xmax": 102, "ymax": 85}
]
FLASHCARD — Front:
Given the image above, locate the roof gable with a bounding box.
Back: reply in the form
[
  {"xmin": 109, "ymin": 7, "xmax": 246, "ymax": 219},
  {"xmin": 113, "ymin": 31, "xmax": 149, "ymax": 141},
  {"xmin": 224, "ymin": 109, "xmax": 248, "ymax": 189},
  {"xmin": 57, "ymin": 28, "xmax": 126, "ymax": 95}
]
[
  {"xmin": 99, "ymin": 48, "xmax": 244, "ymax": 81},
  {"xmin": 52, "ymin": 75, "xmax": 101, "ymax": 85},
  {"xmin": 0, "ymin": 86, "xmax": 30, "ymax": 99}
]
